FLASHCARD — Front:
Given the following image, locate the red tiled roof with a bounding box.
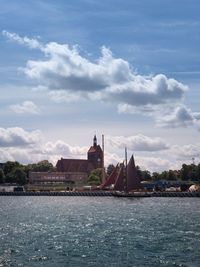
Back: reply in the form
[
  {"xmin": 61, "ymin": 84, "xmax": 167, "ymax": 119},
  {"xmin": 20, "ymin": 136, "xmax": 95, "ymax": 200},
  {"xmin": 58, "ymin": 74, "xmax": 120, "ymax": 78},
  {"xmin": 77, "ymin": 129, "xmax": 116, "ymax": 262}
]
[{"xmin": 56, "ymin": 158, "xmax": 94, "ymax": 173}]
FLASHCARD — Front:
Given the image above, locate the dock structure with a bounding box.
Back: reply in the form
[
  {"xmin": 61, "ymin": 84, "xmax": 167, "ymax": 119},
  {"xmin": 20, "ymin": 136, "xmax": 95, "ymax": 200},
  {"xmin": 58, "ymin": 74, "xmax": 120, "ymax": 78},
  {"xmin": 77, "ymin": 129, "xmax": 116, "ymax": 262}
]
[{"xmin": 0, "ymin": 191, "xmax": 200, "ymax": 197}]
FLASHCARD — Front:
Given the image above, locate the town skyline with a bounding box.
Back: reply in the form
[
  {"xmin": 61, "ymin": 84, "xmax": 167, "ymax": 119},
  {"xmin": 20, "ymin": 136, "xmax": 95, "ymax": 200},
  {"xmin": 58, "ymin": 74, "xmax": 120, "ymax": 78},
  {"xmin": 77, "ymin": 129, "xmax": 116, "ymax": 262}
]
[{"xmin": 0, "ymin": 0, "xmax": 200, "ymax": 172}]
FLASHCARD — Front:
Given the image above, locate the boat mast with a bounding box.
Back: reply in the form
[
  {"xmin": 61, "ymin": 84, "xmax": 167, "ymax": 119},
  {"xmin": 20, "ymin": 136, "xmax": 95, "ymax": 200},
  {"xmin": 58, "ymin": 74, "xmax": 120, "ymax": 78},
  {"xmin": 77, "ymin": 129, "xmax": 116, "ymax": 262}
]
[
  {"xmin": 125, "ymin": 147, "xmax": 128, "ymax": 192},
  {"xmin": 102, "ymin": 134, "xmax": 105, "ymax": 183}
]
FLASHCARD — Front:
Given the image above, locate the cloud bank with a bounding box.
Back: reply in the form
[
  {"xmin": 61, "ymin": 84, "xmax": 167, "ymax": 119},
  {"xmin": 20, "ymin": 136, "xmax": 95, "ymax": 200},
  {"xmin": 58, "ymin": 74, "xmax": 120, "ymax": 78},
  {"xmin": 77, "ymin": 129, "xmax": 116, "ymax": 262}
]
[
  {"xmin": 0, "ymin": 127, "xmax": 42, "ymax": 147},
  {"xmin": 106, "ymin": 134, "xmax": 169, "ymax": 151},
  {"xmin": 0, "ymin": 127, "xmax": 198, "ymax": 172},
  {"xmin": 10, "ymin": 101, "xmax": 40, "ymax": 114},
  {"xmin": 156, "ymin": 105, "xmax": 200, "ymax": 128},
  {"xmin": 3, "ymin": 30, "xmax": 199, "ymax": 128},
  {"xmin": 0, "ymin": 127, "xmax": 88, "ymax": 164}
]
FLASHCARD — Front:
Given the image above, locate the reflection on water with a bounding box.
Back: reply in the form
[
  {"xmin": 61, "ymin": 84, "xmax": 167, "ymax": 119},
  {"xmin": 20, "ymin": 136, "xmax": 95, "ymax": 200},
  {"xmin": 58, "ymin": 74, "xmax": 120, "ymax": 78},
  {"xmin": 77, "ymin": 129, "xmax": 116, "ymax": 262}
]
[{"xmin": 0, "ymin": 197, "xmax": 200, "ymax": 267}]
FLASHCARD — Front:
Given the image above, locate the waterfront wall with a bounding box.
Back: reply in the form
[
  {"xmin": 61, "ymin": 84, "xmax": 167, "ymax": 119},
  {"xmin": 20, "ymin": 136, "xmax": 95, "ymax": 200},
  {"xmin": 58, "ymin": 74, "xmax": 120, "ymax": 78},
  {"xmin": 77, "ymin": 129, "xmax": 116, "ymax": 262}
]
[
  {"xmin": 0, "ymin": 191, "xmax": 200, "ymax": 197},
  {"xmin": 0, "ymin": 191, "xmax": 113, "ymax": 196}
]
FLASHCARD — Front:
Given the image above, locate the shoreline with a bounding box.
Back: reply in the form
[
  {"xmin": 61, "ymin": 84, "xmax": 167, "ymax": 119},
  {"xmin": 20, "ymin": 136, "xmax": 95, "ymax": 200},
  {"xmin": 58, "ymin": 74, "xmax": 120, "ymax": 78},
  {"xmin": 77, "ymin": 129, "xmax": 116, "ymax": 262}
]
[{"xmin": 0, "ymin": 191, "xmax": 200, "ymax": 197}]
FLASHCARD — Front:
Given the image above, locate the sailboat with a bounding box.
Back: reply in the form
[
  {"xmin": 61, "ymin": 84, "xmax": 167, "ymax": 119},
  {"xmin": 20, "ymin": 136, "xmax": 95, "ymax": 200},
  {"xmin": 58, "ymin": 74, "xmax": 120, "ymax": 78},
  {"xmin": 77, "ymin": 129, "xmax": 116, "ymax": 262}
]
[
  {"xmin": 112, "ymin": 150, "xmax": 151, "ymax": 197},
  {"xmin": 100, "ymin": 164, "xmax": 119, "ymax": 190}
]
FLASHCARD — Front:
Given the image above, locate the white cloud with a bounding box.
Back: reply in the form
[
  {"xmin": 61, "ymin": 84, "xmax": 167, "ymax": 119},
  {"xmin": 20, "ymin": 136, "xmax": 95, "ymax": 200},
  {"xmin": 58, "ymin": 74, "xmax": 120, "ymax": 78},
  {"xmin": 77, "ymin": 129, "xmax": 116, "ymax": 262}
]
[
  {"xmin": 24, "ymin": 44, "xmax": 133, "ymax": 93},
  {"xmin": 0, "ymin": 149, "xmax": 15, "ymax": 162},
  {"xmin": 193, "ymin": 112, "xmax": 200, "ymax": 120},
  {"xmin": 42, "ymin": 140, "xmax": 88, "ymax": 158},
  {"xmin": 106, "ymin": 134, "xmax": 169, "ymax": 151},
  {"xmin": 104, "ymin": 74, "xmax": 186, "ymax": 106},
  {"xmin": 170, "ymin": 144, "xmax": 200, "ymax": 161},
  {"xmin": 136, "ymin": 156, "xmax": 171, "ymax": 173},
  {"xmin": 32, "ymin": 85, "xmax": 48, "ymax": 92},
  {"xmin": 48, "ymin": 90, "xmax": 81, "ymax": 103},
  {"xmin": 0, "ymin": 128, "xmax": 90, "ymax": 165},
  {"xmin": 2, "ymin": 30, "xmax": 190, "ymax": 128},
  {"xmin": 10, "ymin": 101, "xmax": 40, "ymax": 114},
  {"xmin": 2, "ymin": 30, "xmax": 42, "ymax": 50},
  {"xmin": 104, "ymin": 151, "xmax": 122, "ymax": 166},
  {"xmin": 3, "ymin": 31, "xmax": 187, "ymax": 102},
  {"xmin": 118, "ymin": 103, "xmax": 154, "ymax": 114},
  {"xmin": 156, "ymin": 106, "xmax": 200, "ymax": 128},
  {"xmin": 0, "ymin": 127, "xmax": 42, "ymax": 147}
]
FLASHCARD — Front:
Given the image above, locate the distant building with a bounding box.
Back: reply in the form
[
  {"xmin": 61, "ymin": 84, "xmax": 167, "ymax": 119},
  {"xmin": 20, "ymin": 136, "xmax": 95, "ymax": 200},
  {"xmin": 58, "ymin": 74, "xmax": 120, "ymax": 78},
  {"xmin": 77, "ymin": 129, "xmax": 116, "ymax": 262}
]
[
  {"xmin": 29, "ymin": 171, "xmax": 88, "ymax": 188},
  {"xmin": 29, "ymin": 135, "xmax": 103, "ymax": 188},
  {"xmin": 56, "ymin": 135, "xmax": 103, "ymax": 173}
]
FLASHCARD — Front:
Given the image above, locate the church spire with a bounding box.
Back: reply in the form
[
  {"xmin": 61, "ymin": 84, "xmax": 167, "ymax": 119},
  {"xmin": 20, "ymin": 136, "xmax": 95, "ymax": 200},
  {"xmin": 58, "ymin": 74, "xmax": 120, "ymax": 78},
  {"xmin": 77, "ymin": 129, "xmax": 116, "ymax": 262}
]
[{"xmin": 93, "ymin": 134, "xmax": 97, "ymax": 147}]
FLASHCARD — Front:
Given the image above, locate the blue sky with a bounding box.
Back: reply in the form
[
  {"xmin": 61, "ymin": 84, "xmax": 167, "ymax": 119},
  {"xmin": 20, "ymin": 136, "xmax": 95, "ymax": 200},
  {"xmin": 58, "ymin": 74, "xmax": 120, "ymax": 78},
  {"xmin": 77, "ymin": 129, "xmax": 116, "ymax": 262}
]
[{"xmin": 0, "ymin": 0, "xmax": 200, "ymax": 172}]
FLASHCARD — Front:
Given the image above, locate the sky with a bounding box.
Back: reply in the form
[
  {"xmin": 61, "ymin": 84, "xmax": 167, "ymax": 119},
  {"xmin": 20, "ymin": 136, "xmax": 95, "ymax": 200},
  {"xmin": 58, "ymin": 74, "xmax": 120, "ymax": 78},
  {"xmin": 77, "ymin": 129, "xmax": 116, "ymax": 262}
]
[{"xmin": 0, "ymin": 0, "xmax": 200, "ymax": 172}]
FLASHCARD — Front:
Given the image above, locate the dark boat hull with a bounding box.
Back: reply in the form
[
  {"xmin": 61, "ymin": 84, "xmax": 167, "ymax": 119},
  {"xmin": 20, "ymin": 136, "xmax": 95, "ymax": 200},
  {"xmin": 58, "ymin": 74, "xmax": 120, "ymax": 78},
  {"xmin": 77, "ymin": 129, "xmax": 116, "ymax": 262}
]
[{"xmin": 112, "ymin": 191, "xmax": 151, "ymax": 197}]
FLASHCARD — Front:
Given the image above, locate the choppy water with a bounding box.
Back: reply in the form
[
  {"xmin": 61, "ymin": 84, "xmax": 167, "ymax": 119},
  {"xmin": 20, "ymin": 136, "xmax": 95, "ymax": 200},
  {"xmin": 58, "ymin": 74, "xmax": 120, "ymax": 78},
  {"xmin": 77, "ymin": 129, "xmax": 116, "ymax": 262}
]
[{"xmin": 0, "ymin": 197, "xmax": 199, "ymax": 267}]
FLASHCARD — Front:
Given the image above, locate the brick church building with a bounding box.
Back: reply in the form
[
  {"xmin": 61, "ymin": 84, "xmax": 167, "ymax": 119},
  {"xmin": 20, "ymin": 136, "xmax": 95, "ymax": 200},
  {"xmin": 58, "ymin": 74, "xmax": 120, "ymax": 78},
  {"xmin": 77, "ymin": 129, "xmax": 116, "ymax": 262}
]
[
  {"xmin": 29, "ymin": 135, "xmax": 103, "ymax": 188},
  {"xmin": 56, "ymin": 135, "xmax": 103, "ymax": 174}
]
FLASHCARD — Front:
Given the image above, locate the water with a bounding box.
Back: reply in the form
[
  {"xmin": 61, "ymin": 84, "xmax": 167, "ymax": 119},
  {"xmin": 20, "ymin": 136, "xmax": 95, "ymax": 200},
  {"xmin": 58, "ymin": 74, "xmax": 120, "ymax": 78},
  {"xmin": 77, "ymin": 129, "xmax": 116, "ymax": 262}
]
[{"xmin": 0, "ymin": 197, "xmax": 200, "ymax": 267}]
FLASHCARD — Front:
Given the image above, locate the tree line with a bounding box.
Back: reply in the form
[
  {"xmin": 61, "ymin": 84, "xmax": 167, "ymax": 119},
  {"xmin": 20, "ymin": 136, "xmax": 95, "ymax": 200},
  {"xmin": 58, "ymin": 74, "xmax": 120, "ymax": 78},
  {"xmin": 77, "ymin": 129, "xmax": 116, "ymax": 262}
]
[
  {"xmin": 0, "ymin": 160, "xmax": 200, "ymax": 186},
  {"xmin": 138, "ymin": 163, "xmax": 200, "ymax": 182},
  {"xmin": 87, "ymin": 162, "xmax": 200, "ymax": 186},
  {"xmin": 106, "ymin": 163, "xmax": 200, "ymax": 182},
  {"xmin": 0, "ymin": 160, "xmax": 54, "ymax": 185}
]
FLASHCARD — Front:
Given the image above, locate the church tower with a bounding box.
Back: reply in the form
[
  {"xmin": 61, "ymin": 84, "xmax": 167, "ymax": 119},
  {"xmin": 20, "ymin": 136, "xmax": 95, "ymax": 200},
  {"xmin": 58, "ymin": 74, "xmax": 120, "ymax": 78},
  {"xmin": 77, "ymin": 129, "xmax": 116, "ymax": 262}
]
[
  {"xmin": 87, "ymin": 135, "xmax": 103, "ymax": 169},
  {"xmin": 93, "ymin": 135, "xmax": 97, "ymax": 147}
]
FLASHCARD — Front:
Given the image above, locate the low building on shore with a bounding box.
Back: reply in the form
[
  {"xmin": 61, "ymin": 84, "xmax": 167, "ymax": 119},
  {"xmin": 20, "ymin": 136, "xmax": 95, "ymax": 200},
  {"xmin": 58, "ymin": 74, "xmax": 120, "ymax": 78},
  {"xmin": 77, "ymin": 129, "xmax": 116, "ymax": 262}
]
[{"xmin": 29, "ymin": 171, "xmax": 88, "ymax": 190}]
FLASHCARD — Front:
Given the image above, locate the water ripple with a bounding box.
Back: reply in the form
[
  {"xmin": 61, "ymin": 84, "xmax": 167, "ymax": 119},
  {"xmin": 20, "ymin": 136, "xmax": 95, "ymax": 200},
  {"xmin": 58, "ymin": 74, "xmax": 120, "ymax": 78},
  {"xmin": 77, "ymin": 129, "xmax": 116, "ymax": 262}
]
[{"xmin": 0, "ymin": 197, "xmax": 199, "ymax": 266}]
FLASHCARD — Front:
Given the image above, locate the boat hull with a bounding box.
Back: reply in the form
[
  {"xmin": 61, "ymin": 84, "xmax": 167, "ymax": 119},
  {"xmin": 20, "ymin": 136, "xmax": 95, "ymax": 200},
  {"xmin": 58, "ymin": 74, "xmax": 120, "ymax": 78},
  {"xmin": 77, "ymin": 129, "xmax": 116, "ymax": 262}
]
[{"xmin": 112, "ymin": 191, "xmax": 151, "ymax": 197}]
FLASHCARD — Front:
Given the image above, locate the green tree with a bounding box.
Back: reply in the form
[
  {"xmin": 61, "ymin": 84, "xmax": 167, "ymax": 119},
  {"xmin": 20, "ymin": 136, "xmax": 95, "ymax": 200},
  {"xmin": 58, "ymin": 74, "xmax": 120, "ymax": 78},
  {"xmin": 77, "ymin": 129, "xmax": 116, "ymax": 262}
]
[
  {"xmin": 188, "ymin": 164, "xmax": 198, "ymax": 181},
  {"xmin": 180, "ymin": 164, "xmax": 189, "ymax": 180},
  {"xmin": 6, "ymin": 167, "xmax": 27, "ymax": 185},
  {"xmin": 141, "ymin": 170, "xmax": 151, "ymax": 181},
  {"xmin": 25, "ymin": 160, "xmax": 54, "ymax": 175},
  {"xmin": 136, "ymin": 166, "xmax": 143, "ymax": 180},
  {"xmin": 152, "ymin": 172, "xmax": 160, "ymax": 181},
  {"xmin": 106, "ymin": 164, "xmax": 115, "ymax": 176},
  {"xmin": 3, "ymin": 161, "xmax": 21, "ymax": 176},
  {"xmin": 197, "ymin": 164, "xmax": 200, "ymax": 181},
  {"xmin": 88, "ymin": 175, "xmax": 101, "ymax": 185},
  {"xmin": 159, "ymin": 171, "xmax": 169, "ymax": 180},
  {"xmin": 168, "ymin": 170, "xmax": 177, "ymax": 180},
  {"xmin": 3, "ymin": 161, "xmax": 27, "ymax": 184},
  {"xmin": 0, "ymin": 169, "xmax": 5, "ymax": 184},
  {"xmin": 88, "ymin": 168, "xmax": 103, "ymax": 185}
]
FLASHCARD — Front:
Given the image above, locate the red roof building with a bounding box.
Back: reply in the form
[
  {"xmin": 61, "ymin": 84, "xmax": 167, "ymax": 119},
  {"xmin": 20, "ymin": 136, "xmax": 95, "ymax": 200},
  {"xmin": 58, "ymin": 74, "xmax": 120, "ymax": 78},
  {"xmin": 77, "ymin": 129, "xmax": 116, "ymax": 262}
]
[{"xmin": 56, "ymin": 135, "xmax": 103, "ymax": 174}]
